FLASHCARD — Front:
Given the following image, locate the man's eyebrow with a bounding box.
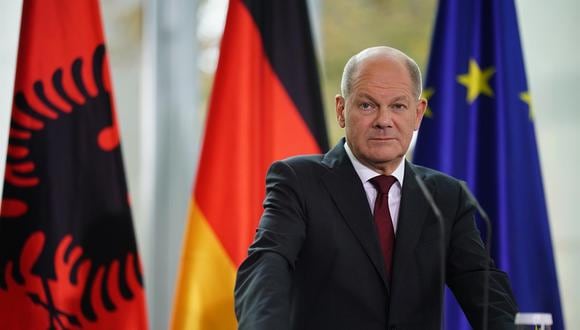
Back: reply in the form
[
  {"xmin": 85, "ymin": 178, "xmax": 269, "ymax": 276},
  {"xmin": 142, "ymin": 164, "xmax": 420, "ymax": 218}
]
[
  {"xmin": 356, "ymin": 93, "xmax": 379, "ymax": 103},
  {"xmin": 354, "ymin": 93, "xmax": 411, "ymax": 103},
  {"xmin": 390, "ymin": 95, "xmax": 411, "ymax": 103}
]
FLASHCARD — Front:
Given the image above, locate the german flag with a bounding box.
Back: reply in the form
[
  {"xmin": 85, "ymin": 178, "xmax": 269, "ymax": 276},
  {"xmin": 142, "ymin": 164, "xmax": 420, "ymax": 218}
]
[{"xmin": 171, "ymin": 0, "xmax": 328, "ymax": 328}]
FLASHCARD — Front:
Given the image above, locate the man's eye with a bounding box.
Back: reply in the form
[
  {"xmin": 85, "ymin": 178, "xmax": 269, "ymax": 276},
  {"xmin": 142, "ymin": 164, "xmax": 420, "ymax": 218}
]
[
  {"xmin": 392, "ymin": 103, "xmax": 407, "ymax": 110},
  {"xmin": 360, "ymin": 102, "xmax": 374, "ymax": 110}
]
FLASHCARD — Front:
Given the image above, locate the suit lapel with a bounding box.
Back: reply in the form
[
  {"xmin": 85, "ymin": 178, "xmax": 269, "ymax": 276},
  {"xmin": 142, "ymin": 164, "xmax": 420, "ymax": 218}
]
[
  {"xmin": 391, "ymin": 162, "xmax": 430, "ymax": 282},
  {"xmin": 321, "ymin": 141, "xmax": 389, "ymax": 287}
]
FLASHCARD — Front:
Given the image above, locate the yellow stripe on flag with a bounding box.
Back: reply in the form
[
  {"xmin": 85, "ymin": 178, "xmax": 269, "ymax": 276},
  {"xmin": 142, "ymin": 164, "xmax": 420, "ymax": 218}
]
[{"xmin": 171, "ymin": 201, "xmax": 237, "ymax": 330}]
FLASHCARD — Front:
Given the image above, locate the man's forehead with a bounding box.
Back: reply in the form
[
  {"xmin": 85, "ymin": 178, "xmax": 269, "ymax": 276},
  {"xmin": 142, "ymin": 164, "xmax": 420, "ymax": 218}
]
[
  {"xmin": 359, "ymin": 55, "xmax": 407, "ymax": 72},
  {"xmin": 351, "ymin": 66, "xmax": 414, "ymax": 92}
]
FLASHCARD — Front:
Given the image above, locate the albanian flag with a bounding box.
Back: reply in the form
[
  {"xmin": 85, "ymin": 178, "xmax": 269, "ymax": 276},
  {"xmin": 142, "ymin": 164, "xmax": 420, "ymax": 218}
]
[
  {"xmin": 0, "ymin": 1, "xmax": 148, "ymax": 329},
  {"xmin": 171, "ymin": 0, "xmax": 328, "ymax": 329}
]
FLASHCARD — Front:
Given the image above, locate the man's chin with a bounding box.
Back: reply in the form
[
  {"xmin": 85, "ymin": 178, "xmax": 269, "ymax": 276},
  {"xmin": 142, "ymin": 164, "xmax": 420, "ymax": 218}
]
[
  {"xmin": 371, "ymin": 157, "xmax": 403, "ymax": 165},
  {"xmin": 367, "ymin": 149, "xmax": 403, "ymax": 163},
  {"xmin": 364, "ymin": 153, "xmax": 404, "ymax": 168}
]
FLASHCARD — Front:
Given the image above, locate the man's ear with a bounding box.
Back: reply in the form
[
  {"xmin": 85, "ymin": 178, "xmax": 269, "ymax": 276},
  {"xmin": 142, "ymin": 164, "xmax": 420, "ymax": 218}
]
[
  {"xmin": 336, "ymin": 95, "xmax": 346, "ymax": 128},
  {"xmin": 414, "ymin": 98, "xmax": 427, "ymax": 131}
]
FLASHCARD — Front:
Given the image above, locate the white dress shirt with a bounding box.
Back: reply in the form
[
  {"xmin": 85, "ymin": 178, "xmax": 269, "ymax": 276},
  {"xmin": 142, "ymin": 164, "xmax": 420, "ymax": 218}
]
[{"xmin": 344, "ymin": 142, "xmax": 405, "ymax": 234}]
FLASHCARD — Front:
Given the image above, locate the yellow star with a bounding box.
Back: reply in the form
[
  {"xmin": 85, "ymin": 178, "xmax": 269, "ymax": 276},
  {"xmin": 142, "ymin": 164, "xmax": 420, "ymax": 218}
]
[
  {"xmin": 421, "ymin": 88, "xmax": 434, "ymax": 118},
  {"xmin": 519, "ymin": 91, "xmax": 534, "ymax": 120},
  {"xmin": 457, "ymin": 59, "xmax": 495, "ymax": 103}
]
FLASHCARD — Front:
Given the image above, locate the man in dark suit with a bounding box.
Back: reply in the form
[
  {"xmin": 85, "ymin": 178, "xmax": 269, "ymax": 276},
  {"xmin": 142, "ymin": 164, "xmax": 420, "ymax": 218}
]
[{"xmin": 234, "ymin": 46, "xmax": 518, "ymax": 329}]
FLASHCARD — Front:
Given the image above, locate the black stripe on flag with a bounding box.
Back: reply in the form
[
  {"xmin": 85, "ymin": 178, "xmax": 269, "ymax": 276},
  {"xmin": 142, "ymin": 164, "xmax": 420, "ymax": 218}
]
[{"xmin": 242, "ymin": 0, "xmax": 329, "ymax": 152}]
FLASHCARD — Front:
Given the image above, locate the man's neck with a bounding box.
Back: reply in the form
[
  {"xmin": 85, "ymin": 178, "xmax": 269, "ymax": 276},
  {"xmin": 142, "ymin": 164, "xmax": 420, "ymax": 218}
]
[{"xmin": 343, "ymin": 141, "xmax": 406, "ymax": 185}]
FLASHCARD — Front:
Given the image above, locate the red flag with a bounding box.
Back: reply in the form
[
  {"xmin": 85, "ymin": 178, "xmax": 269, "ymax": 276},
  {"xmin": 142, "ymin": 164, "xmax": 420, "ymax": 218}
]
[
  {"xmin": 0, "ymin": 1, "xmax": 148, "ymax": 329},
  {"xmin": 171, "ymin": 0, "xmax": 328, "ymax": 328}
]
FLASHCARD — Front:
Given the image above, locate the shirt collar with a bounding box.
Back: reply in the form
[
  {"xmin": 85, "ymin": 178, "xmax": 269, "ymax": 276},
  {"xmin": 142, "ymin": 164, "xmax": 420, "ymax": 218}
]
[{"xmin": 344, "ymin": 141, "xmax": 405, "ymax": 186}]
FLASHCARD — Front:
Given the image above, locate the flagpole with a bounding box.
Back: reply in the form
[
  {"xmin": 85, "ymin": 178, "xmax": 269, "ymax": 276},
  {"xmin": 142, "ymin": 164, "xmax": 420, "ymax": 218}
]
[{"xmin": 140, "ymin": 0, "xmax": 201, "ymax": 328}]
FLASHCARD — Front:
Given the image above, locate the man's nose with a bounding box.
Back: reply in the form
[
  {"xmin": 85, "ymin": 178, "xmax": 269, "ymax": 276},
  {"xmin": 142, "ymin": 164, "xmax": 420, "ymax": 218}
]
[{"xmin": 374, "ymin": 107, "xmax": 393, "ymax": 128}]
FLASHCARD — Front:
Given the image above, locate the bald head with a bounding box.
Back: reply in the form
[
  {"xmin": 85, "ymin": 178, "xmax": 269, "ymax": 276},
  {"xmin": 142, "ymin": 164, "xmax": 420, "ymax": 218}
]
[{"xmin": 340, "ymin": 46, "xmax": 423, "ymax": 99}]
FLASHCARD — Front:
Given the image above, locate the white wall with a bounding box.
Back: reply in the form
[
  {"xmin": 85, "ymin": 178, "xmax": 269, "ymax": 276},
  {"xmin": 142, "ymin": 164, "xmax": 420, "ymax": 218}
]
[
  {"xmin": 0, "ymin": 0, "xmax": 578, "ymax": 328},
  {"xmin": 516, "ymin": 0, "xmax": 580, "ymax": 326},
  {"xmin": 0, "ymin": 1, "xmax": 22, "ymax": 200}
]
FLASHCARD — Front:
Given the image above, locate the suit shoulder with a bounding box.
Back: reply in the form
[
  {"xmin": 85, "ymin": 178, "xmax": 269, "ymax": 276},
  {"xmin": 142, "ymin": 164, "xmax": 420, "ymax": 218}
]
[
  {"xmin": 411, "ymin": 163, "xmax": 463, "ymax": 187},
  {"xmin": 266, "ymin": 154, "xmax": 329, "ymax": 185},
  {"xmin": 410, "ymin": 163, "xmax": 472, "ymax": 212},
  {"xmin": 275, "ymin": 154, "xmax": 326, "ymax": 171}
]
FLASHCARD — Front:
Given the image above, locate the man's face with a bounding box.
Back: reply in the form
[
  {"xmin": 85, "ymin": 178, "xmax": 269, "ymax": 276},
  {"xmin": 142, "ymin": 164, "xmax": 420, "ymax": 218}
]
[{"xmin": 335, "ymin": 56, "xmax": 426, "ymax": 173}]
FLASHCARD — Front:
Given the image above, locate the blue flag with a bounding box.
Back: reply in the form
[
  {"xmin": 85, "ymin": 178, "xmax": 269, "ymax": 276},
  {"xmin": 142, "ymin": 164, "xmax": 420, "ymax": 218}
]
[{"xmin": 413, "ymin": 0, "xmax": 564, "ymax": 329}]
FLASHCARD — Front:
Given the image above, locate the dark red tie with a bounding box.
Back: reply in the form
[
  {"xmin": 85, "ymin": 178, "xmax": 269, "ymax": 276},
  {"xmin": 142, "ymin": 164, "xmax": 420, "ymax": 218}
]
[{"xmin": 370, "ymin": 175, "xmax": 397, "ymax": 277}]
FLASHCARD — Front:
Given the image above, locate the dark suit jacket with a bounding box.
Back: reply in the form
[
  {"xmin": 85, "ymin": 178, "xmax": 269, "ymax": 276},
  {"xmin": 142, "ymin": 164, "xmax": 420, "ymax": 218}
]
[{"xmin": 235, "ymin": 140, "xmax": 517, "ymax": 330}]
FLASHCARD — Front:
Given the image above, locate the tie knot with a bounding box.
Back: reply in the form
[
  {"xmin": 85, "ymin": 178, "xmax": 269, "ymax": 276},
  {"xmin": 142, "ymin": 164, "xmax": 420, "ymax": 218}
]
[{"xmin": 370, "ymin": 175, "xmax": 397, "ymax": 194}]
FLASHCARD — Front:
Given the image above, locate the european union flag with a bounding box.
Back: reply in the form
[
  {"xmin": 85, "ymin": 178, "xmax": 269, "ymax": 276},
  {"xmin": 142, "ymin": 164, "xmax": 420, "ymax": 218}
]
[{"xmin": 413, "ymin": 0, "xmax": 564, "ymax": 329}]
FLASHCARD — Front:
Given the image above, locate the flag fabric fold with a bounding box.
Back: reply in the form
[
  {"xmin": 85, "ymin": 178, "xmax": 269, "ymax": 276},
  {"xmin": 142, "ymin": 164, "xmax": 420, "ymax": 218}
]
[
  {"xmin": 0, "ymin": 1, "xmax": 148, "ymax": 329},
  {"xmin": 414, "ymin": 0, "xmax": 564, "ymax": 329},
  {"xmin": 171, "ymin": 0, "xmax": 328, "ymax": 329}
]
